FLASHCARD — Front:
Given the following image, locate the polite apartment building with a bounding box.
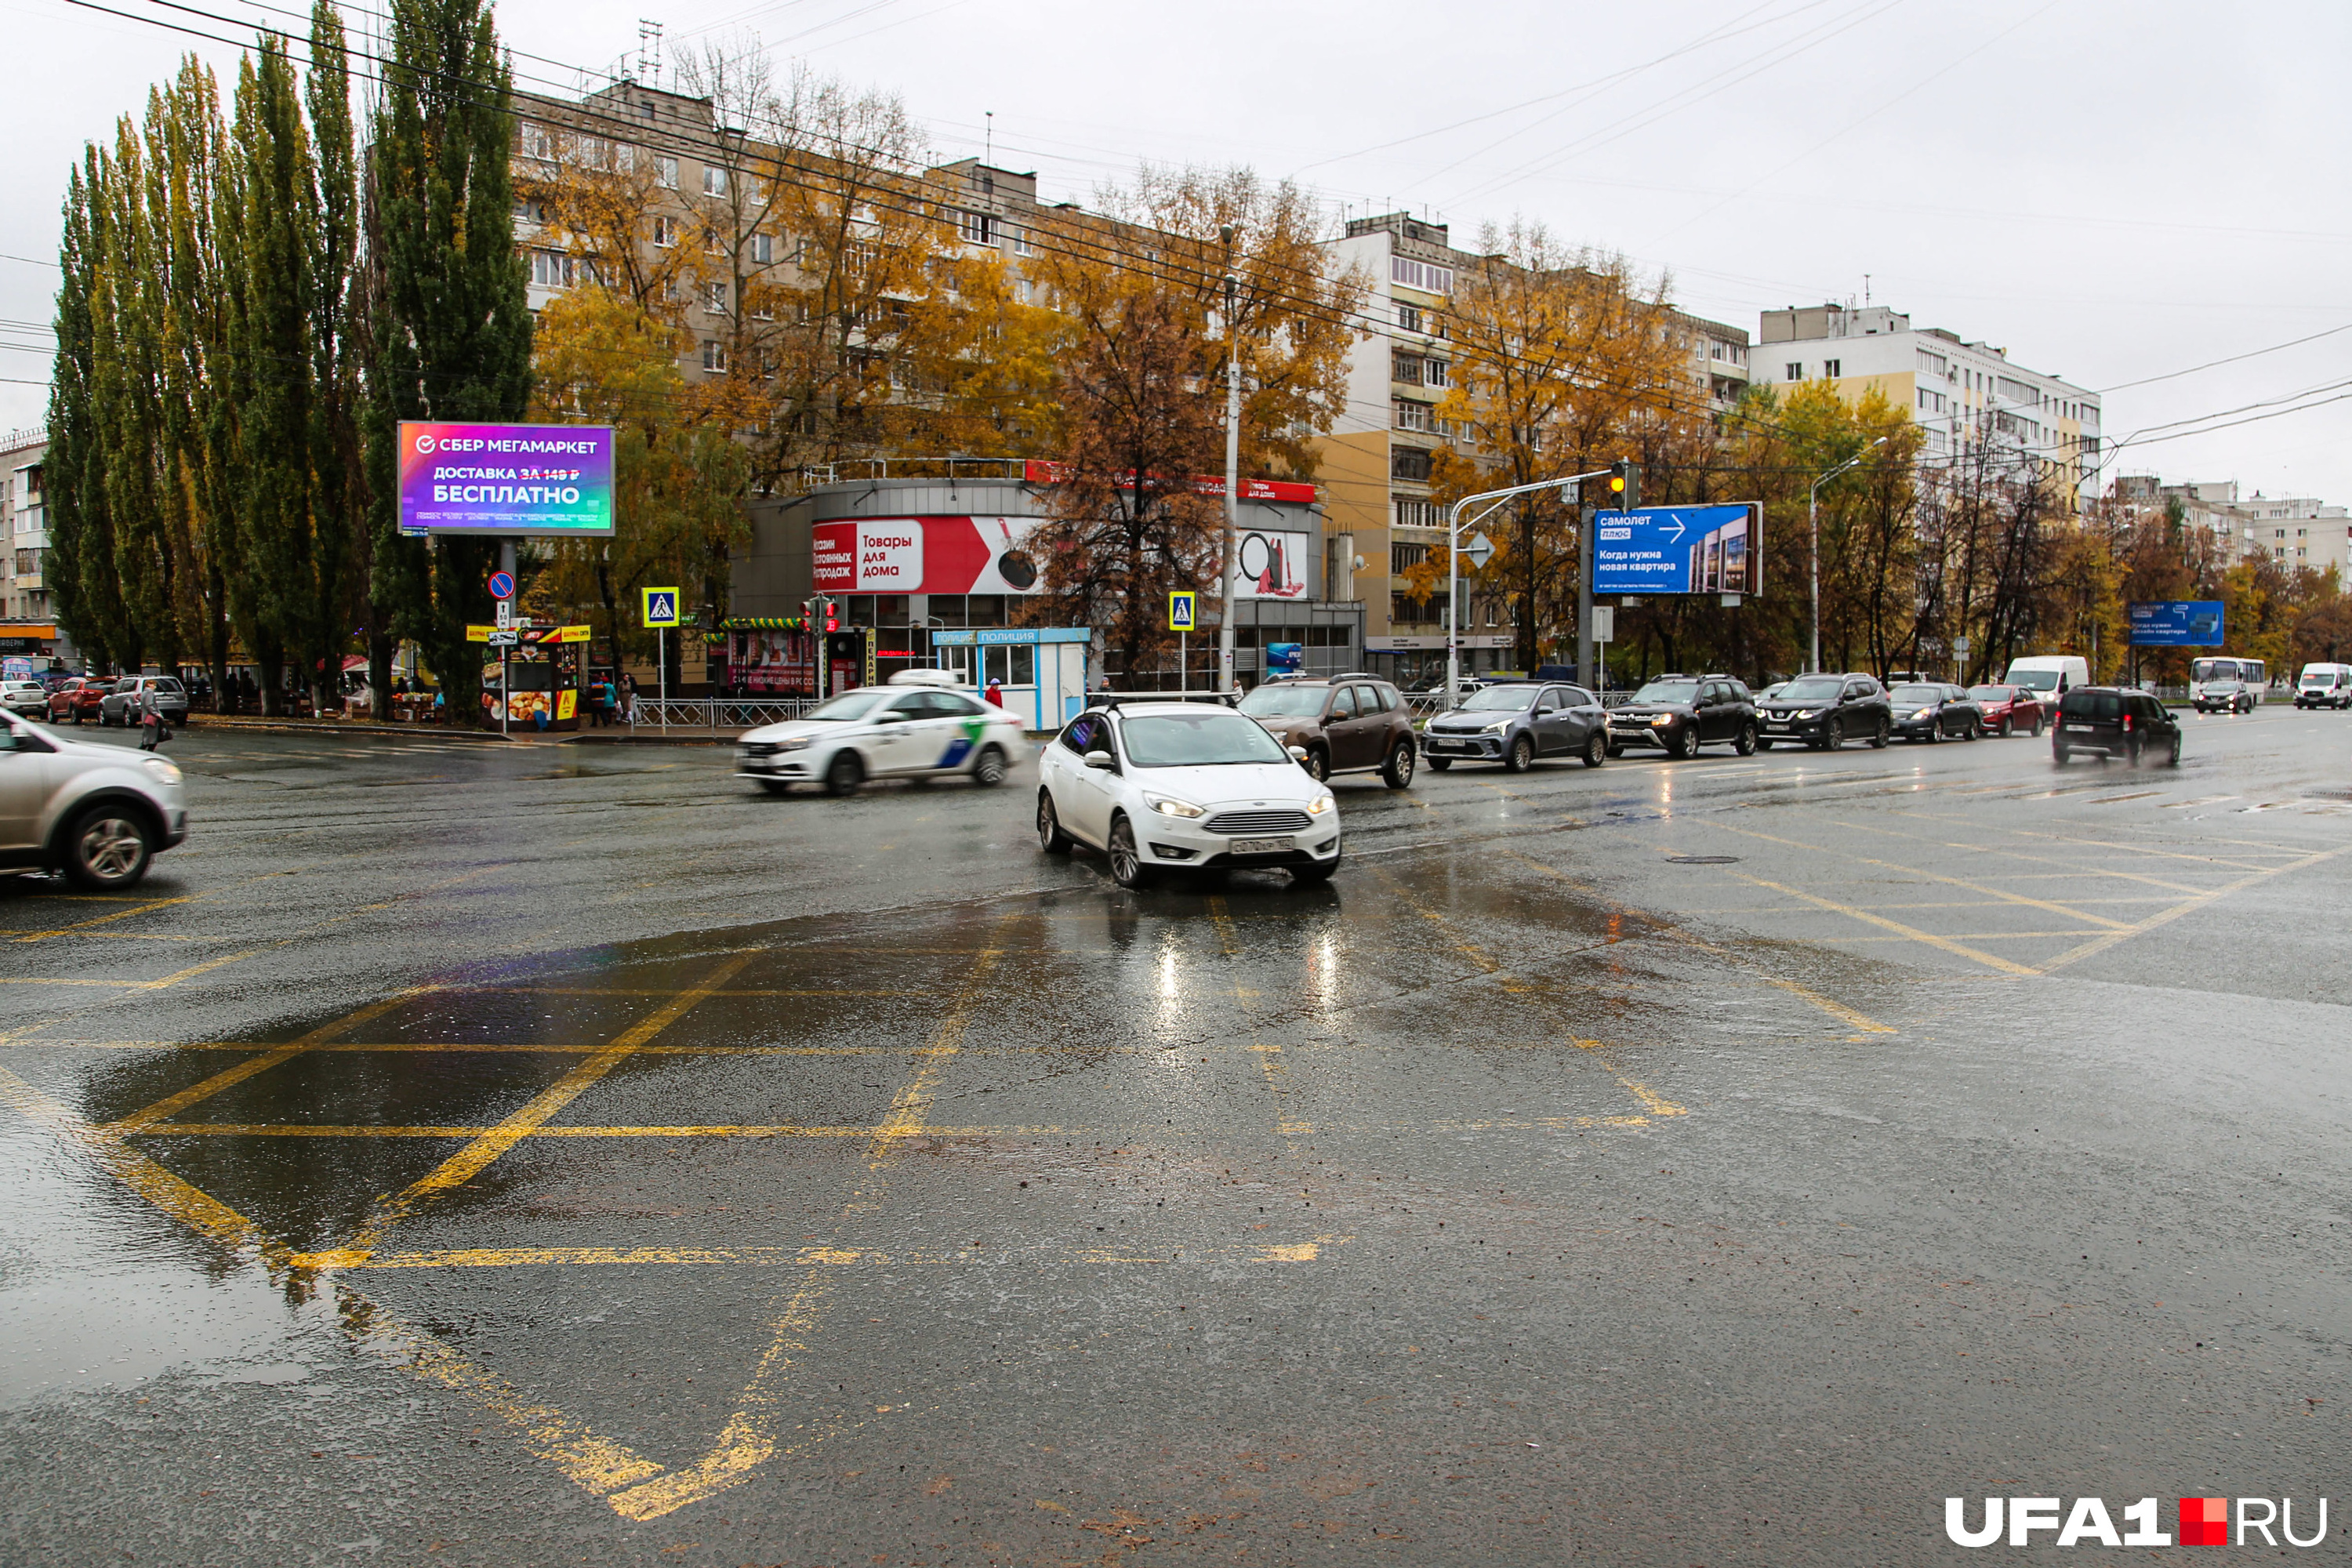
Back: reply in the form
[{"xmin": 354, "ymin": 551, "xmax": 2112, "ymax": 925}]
[
  {"xmin": 1318, "ymin": 212, "xmax": 1751, "ymax": 686},
  {"xmin": 2114, "ymin": 477, "xmax": 2352, "ymax": 579},
  {"xmin": 0, "ymin": 426, "xmax": 63, "ymax": 670},
  {"xmin": 1760, "ymin": 304, "xmax": 2101, "ymax": 504}
]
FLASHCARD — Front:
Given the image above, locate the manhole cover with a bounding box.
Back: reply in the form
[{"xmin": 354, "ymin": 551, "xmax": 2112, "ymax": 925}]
[{"xmin": 1666, "ymin": 855, "xmax": 1740, "ymax": 865}]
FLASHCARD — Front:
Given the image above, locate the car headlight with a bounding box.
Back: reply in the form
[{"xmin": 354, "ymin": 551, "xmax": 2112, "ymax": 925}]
[
  {"xmin": 1648, "ymin": 713, "xmax": 1676, "ymax": 727},
  {"xmin": 140, "ymin": 756, "xmax": 182, "ymax": 784},
  {"xmin": 1145, "ymin": 791, "xmax": 1205, "ymax": 818},
  {"xmin": 777, "ymin": 736, "xmax": 811, "ymax": 751},
  {"xmin": 1482, "ymin": 717, "xmax": 1513, "ymax": 732},
  {"xmin": 1797, "ymin": 709, "xmax": 1820, "ymax": 720},
  {"xmin": 1911, "ymin": 707, "xmax": 1934, "ymax": 720},
  {"xmin": 1305, "ymin": 793, "xmax": 1335, "ymax": 815}
]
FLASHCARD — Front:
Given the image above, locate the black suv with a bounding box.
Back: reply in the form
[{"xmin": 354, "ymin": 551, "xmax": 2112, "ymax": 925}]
[
  {"xmin": 2053, "ymin": 686, "xmax": 2180, "ymax": 767},
  {"xmin": 1420, "ymin": 680, "xmax": 1610, "ymax": 771},
  {"xmin": 1756, "ymin": 672, "xmax": 1893, "ymax": 750},
  {"xmin": 1606, "ymin": 674, "xmax": 1757, "ymax": 758}
]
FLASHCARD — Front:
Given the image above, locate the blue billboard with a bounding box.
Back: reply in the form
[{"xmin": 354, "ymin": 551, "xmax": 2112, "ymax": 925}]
[
  {"xmin": 2127, "ymin": 601, "xmax": 2224, "ymax": 647},
  {"xmin": 1592, "ymin": 503, "xmax": 1760, "ymax": 596}
]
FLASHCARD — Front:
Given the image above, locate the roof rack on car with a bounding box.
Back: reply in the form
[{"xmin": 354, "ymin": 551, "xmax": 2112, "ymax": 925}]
[{"xmin": 1081, "ymin": 690, "xmax": 1238, "ymax": 710}]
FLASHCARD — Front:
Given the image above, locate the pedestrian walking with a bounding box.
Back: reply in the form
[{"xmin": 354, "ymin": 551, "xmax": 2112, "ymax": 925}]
[
  {"xmin": 136, "ymin": 684, "xmax": 172, "ymax": 750},
  {"xmin": 985, "ymin": 677, "xmax": 1004, "ymax": 707}
]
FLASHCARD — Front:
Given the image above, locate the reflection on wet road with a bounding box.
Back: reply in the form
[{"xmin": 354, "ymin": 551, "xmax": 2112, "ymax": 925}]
[{"xmin": 3, "ymin": 709, "xmax": 2348, "ymax": 1563}]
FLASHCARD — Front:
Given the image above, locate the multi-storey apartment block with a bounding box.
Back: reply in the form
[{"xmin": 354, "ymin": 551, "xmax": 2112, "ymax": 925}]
[
  {"xmin": 2113, "ymin": 476, "xmax": 2352, "ymax": 579},
  {"xmin": 1760, "ymin": 303, "xmax": 2101, "ymax": 505}
]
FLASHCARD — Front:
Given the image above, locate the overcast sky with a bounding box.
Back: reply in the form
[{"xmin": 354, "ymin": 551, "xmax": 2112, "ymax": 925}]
[{"xmin": 6, "ymin": 0, "xmax": 2348, "ymax": 505}]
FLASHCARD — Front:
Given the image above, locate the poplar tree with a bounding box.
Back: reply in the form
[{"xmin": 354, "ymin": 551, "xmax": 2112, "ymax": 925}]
[{"xmin": 362, "ymin": 0, "xmax": 532, "ymax": 724}]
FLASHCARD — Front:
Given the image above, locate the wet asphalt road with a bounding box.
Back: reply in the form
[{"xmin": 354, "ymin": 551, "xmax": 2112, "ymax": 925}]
[{"xmin": 2, "ymin": 706, "xmax": 2348, "ymax": 1565}]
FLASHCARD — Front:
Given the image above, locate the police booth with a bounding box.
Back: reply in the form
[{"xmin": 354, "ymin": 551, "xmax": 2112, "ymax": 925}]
[{"xmin": 931, "ymin": 627, "xmax": 1091, "ymax": 730}]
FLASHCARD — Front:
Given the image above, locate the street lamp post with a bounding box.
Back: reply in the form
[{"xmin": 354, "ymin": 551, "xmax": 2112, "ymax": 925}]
[
  {"xmin": 1445, "ymin": 469, "xmax": 1613, "ymax": 710},
  {"xmin": 1217, "ymin": 229, "xmax": 1243, "ymax": 694},
  {"xmin": 1806, "ymin": 436, "xmax": 1889, "ymax": 674}
]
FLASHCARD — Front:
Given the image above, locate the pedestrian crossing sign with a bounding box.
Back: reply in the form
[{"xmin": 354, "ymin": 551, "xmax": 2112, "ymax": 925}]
[
  {"xmin": 641, "ymin": 587, "xmax": 681, "ymax": 628},
  {"xmin": 1168, "ymin": 591, "xmax": 1196, "ymax": 632}
]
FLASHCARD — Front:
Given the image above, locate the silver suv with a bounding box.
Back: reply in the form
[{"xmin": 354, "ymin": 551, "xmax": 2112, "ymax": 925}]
[
  {"xmin": 0, "ymin": 711, "xmax": 189, "ymax": 888},
  {"xmin": 100, "ymin": 674, "xmax": 191, "ymax": 728}
]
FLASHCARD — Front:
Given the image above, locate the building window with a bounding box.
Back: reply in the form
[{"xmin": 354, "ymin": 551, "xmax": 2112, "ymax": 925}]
[
  {"xmin": 703, "ymin": 165, "xmax": 728, "ymax": 197},
  {"xmin": 529, "ymin": 249, "xmax": 574, "ymax": 289},
  {"xmin": 652, "ymin": 215, "xmax": 678, "ymax": 248},
  {"xmin": 1390, "ymin": 543, "xmax": 1428, "ymax": 573},
  {"xmin": 1391, "ymin": 446, "xmax": 1432, "ymax": 482},
  {"xmin": 1393, "ymin": 400, "xmax": 1434, "ymax": 433},
  {"xmin": 749, "ymin": 232, "xmax": 773, "ymax": 265},
  {"xmin": 1390, "ymin": 256, "xmax": 1454, "ymax": 295},
  {"xmin": 1424, "ymin": 358, "xmax": 1449, "ymax": 389},
  {"xmin": 1823, "ymin": 358, "xmax": 1841, "ymax": 378},
  {"xmin": 960, "ymin": 210, "xmax": 996, "ymax": 245},
  {"xmin": 704, "ymin": 281, "xmax": 728, "ymax": 314},
  {"xmin": 701, "ymin": 341, "xmax": 728, "ymax": 374},
  {"xmin": 1011, "ymin": 227, "xmax": 1030, "ymax": 256},
  {"xmin": 1391, "ymin": 351, "xmax": 1422, "ymax": 385},
  {"xmin": 519, "ymin": 122, "xmax": 554, "ymax": 162},
  {"xmin": 1785, "ymin": 362, "xmax": 1802, "ymax": 382},
  {"xmin": 1394, "ymin": 498, "xmax": 1441, "ymax": 529},
  {"xmin": 656, "ymin": 155, "xmax": 679, "ymax": 189},
  {"xmin": 1396, "ymin": 302, "xmax": 1421, "ymax": 334}
]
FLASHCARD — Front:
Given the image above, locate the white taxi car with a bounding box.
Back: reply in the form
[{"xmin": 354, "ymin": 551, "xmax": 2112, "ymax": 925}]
[
  {"xmin": 1035, "ymin": 699, "xmax": 1341, "ymax": 889},
  {"xmin": 735, "ymin": 673, "xmax": 1028, "ymax": 796}
]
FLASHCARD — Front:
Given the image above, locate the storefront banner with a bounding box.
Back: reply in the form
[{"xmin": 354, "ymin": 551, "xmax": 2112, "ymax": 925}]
[
  {"xmin": 397, "ymin": 422, "xmax": 615, "ymax": 535},
  {"xmin": 813, "ymin": 515, "xmax": 1312, "ymax": 599},
  {"xmin": 1236, "ymin": 528, "xmax": 1309, "ymax": 599}
]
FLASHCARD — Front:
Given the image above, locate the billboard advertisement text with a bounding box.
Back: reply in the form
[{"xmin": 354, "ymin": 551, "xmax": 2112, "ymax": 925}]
[
  {"xmin": 398, "ymin": 422, "xmax": 615, "ymax": 536},
  {"xmin": 813, "ymin": 516, "xmax": 1308, "ymax": 600},
  {"xmin": 1592, "ymin": 503, "xmax": 1759, "ymax": 596},
  {"xmin": 2127, "ymin": 601, "xmax": 2225, "ymax": 647}
]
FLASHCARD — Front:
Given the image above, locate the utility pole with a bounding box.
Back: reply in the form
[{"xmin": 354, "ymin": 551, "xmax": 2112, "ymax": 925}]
[
  {"xmin": 1807, "ymin": 436, "xmax": 1888, "ymax": 673},
  {"xmin": 1217, "ymin": 227, "xmax": 1242, "ymax": 694}
]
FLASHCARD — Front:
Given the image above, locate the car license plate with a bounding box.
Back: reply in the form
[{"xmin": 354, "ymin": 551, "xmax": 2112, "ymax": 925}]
[
  {"xmin": 2066, "ymin": 724, "xmax": 2092, "ymax": 732},
  {"xmin": 1230, "ymin": 837, "xmax": 1293, "ymax": 855}
]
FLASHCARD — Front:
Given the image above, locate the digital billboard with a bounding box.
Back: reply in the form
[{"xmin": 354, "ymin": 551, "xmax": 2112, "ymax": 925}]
[
  {"xmin": 1592, "ymin": 503, "xmax": 1760, "ymax": 595},
  {"xmin": 811, "ymin": 516, "xmax": 1309, "ymax": 600},
  {"xmin": 397, "ymin": 422, "xmax": 615, "ymax": 536},
  {"xmin": 2127, "ymin": 600, "xmax": 2224, "ymax": 647}
]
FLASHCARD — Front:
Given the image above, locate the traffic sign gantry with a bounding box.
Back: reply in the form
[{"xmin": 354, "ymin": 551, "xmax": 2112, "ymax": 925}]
[
  {"xmin": 487, "ymin": 569, "xmax": 516, "ymax": 600},
  {"xmin": 641, "ymin": 587, "xmax": 681, "ymax": 628},
  {"xmin": 1167, "ymin": 590, "xmax": 1196, "ymax": 632}
]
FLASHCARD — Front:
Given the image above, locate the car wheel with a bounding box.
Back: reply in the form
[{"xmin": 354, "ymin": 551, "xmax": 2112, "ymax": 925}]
[
  {"xmin": 971, "ymin": 745, "xmax": 1007, "ymax": 787},
  {"xmin": 1925, "ymin": 720, "xmax": 1942, "ymax": 744},
  {"xmin": 1036, "ymin": 790, "xmax": 1073, "ymax": 855},
  {"xmin": 2031, "ymin": 715, "xmax": 2045, "ymax": 738},
  {"xmin": 1108, "ymin": 815, "xmax": 1157, "ymax": 890},
  {"xmin": 756, "ymin": 779, "xmax": 790, "ymax": 797},
  {"xmin": 1292, "ymin": 855, "xmax": 1339, "ymax": 886},
  {"xmin": 2167, "ymin": 733, "xmax": 2183, "ymax": 768},
  {"xmin": 1733, "ymin": 722, "xmax": 1757, "ymax": 757},
  {"xmin": 1504, "ymin": 734, "xmax": 1534, "ymax": 772},
  {"xmin": 63, "ymin": 807, "xmax": 152, "ymax": 891},
  {"xmin": 1583, "ymin": 730, "xmax": 1607, "ymax": 768},
  {"xmin": 1966, "ymin": 719, "xmax": 1981, "ymax": 740},
  {"xmin": 823, "ymin": 750, "xmax": 863, "ymax": 797},
  {"xmin": 2125, "ymin": 736, "xmax": 2143, "ymax": 768},
  {"xmin": 1302, "ymin": 746, "xmax": 1330, "ymax": 782},
  {"xmin": 1996, "ymin": 716, "xmax": 2011, "ymax": 737},
  {"xmin": 1381, "ymin": 739, "xmax": 1416, "ymax": 789},
  {"xmin": 1665, "ymin": 726, "xmax": 1696, "ymax": 760},
  {"xmin": 1824, "ymin": 717, "xmax": 1845, "ymax": 750},
  {"xmin": 2053, "ymin": 745, "xmax": 2070, "ymax": 765},
  {"xmin": 1870, "ymin": 717, "xmax": 1890, "ymax": 749},
  {"xmin": 1425, "ymin": 756, "xmax": 1452, "ymax": 771}
]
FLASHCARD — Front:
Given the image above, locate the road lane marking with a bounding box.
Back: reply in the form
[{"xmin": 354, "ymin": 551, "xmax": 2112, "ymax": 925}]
[
  {"xmin": 9, "ymin": 895, "xmax": 194, "ymax": 943},
  {"xmin": 1725, "ymin": 872, "xmax": 2040, "ymax": 975},
  {"xmin": 1498, "ymin": 848, "xmax": 1896, "ymax": 1036},
  {"xmin": 2040, "ymin": 840, "xmax": 2352, "ymax": 974},
  {"xmin": 306, "ymin": 1238, "xmax": 1355, "ymax": 1271},
  {"xmin": 338, "ymin": 955, "xmax": 753, "ymax": 1261},
  {"xmin": 1714, "ymin": 822, "xmax": 2131, "ymax": 930},
  {"xmin": 103, "ymin": 989, "xmax": 435, "ymax": 1136}
]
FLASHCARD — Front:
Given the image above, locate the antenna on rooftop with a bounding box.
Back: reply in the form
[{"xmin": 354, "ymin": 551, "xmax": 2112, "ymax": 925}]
[
  {"xmin": 637, "ymin": 20, "xmax": 662, "ymax": 89},
  {"xmin": 1864, "ymin": 273, "xmax": 1871, "ymax": 306},
  {"xmin": 985, "ymin": 111, "xmax": 993, "ymax": 166}
]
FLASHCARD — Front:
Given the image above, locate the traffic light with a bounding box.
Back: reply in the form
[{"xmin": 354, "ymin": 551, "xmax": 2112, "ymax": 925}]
[{"xmin": 1608, "ymin": 459, "xmax": 1639, "ymax": 511}]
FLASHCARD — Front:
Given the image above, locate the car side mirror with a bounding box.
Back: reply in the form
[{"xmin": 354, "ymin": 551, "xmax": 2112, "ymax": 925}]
[
  {"xmin": 1287, "ymin": 745, "xmax": 1309, "ymax": 762},
  {"xmin": 1083, "ymin": 750, "xmax": 1116, "ymax": 771},
  {"xmin": 1534, "ymin": 705, "xmax": 1554, "ymax": 716}
]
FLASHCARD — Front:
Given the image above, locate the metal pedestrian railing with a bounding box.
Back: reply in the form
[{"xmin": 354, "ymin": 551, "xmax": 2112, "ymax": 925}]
[{"xmin": 627, "ymin": 698, "xmax": 818, "ymax": 732}]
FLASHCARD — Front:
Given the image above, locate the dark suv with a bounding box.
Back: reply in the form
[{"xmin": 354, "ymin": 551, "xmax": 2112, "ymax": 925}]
[
  {"xmin": 1236, "ymin": 674, "xmax": 1419, "ymax": 787},
  {"xmin": 1606, "ymin": 673, "xmax": 1757, "ymax": 758},
  {"xmin": 1755, "ymin": 672, "xmax": 1893, "ymax": 750},
  {"xmin": 2053, "ymin": 686, "xmax": 2180, "ymax": 767},
  {"xmin": 1420, "ymin": 680, "xmax": 1609, "ymax": 771}
]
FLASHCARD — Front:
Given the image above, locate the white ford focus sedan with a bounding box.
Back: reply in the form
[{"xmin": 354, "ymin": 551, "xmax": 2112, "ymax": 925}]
[
  {"xmin": 1035, "ymin": 699, "xmax": 1341, "ymax": 888},
  {"xmin": 735, "ymin": 677, "xmax": 1028, "ymax": 797}
]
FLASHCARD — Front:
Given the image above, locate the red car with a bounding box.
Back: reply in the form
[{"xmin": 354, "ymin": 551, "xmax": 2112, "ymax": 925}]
[
  {"xmin": 1966, "ymin": 684, "xmax": 2045, "ymax": 737},
  {"xmin": 47, "ymin": 677, "xmax": 114, "ymax": 725}
]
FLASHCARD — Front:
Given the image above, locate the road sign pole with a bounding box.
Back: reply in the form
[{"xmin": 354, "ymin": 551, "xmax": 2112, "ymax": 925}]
[
  {"xmin": 1579, "ymin": 504, "xmax": 1596, "ymax": 691},
  {"xmin": 659, "ymin": 628, "xmax": 667, "ymax": 735}
]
